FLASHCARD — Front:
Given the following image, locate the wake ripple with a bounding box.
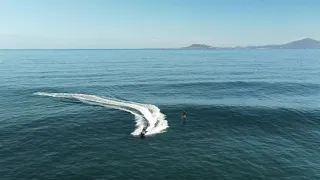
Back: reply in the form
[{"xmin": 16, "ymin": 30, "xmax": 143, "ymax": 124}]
[{"xmin": 34, "ymin": 92, "xmax": 169, "ymax": 137}]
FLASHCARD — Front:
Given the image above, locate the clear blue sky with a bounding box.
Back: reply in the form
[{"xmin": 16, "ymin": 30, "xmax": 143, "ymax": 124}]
[{"xmin": 0, "ymin": 0, "xmax": 319, "ymax": 48}]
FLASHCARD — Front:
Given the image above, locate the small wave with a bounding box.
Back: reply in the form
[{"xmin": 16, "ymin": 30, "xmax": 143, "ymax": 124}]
[{"xmin": 34, "ymin": 92, "xmax": 169, "ymax": 137}]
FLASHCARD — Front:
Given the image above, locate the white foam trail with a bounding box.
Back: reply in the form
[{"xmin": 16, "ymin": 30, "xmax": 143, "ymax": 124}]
[{"xmin": 34, "ymin": 92, "xmax": 168, "ymax": 136}]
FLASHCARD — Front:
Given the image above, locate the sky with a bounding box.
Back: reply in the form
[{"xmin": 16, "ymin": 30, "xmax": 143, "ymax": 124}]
[{"xmin": 0, "ymin": 0, "xmax": 319, "ymax": 48}]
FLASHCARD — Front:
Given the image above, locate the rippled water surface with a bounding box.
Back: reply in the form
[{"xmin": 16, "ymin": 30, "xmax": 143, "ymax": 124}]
[{"xmin": 1, "ymin": 49, "xmax": 320, "ymax": 180}]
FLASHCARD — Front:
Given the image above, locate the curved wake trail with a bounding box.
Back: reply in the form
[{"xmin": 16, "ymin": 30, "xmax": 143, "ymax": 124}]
[{"xmin": 34, "ymin": 92, "xmax": 169, "ymax": 136}]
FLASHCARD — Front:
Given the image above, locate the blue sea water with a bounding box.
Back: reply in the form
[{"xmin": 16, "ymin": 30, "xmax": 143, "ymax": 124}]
[{"xmin": 1, "ymin": 49, "xmax": 320, "ymax": 180}]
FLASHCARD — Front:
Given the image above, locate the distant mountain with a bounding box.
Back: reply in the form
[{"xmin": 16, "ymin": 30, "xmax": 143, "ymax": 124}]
[
  {"xmin": 184, "ymin": 44, "xmax": 213, "ymax": 49},
  {"xmin": 248, "ymin": 38, "xmax": 320, "ymax": 49},
  {"xmin": 184, "ymin": 38, "xmax": 320, "ymax": 49},
  {"xmin": 280, "ymin": 38, "xmax": 320, "ymax": 49}
]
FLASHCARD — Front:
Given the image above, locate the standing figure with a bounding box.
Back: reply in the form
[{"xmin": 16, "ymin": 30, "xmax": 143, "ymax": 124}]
[{"xmin": 182, "ymin": 111, "xmax": 187, "ymax": 123}]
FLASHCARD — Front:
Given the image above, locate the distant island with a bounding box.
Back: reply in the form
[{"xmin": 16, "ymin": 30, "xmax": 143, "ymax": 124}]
[
  {"xmin": 185, "ymin": 44, "xmax": 213, "ymax": 49},
  {"xmin": 183, "ymin": 38, "xmax": 320, "ymax": 49}
]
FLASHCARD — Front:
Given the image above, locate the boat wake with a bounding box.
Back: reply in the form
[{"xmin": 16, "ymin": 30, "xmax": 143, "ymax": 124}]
[{"xmin": 34, "ymin": 92, "xmax": 169, "ymax": 137}]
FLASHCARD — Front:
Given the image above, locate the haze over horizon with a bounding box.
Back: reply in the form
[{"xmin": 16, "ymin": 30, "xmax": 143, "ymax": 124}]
[{"xmin": 1, "ymin": 0, "xmax": 320, "ymax": 49}]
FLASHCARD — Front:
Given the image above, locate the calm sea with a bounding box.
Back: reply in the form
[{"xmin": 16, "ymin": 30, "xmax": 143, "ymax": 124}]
[{"xmin": 1, "ymin": 49, "xmax": 320, "ymax": 180}]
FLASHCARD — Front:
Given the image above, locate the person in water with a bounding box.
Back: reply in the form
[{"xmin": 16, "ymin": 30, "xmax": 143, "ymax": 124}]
[{"xmin": 182, "ymin": 111, "xmax": 187, "ymax": 120}]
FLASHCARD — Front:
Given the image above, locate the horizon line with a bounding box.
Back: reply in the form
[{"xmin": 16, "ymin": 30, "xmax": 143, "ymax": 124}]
[
  {"xmin": 0, "ymin": 38, "xmax": 318, "ymax": 50},
  {"xmin": 0, "ymin": 48, "xmax": 318, "ymax": 51}
]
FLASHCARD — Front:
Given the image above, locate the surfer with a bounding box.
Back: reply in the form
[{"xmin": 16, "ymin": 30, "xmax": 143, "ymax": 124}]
[{"xmin": 140, "ymin": 126, "xmax": 147, "ymax": 139}]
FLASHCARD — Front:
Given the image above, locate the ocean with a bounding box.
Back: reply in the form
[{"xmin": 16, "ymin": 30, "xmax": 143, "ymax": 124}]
[{"xmin": 1, "ymin": 49, "xmax": 320, "ymax": 180}]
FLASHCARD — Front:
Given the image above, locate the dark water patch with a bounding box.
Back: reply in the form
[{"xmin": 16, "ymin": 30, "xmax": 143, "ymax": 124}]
[
  {"xmin": 2, "ymin": 103, "xmax": 320, "ymax": 180},
  {"xmin": 3, "ymin": 80, "xmax": 320, "ymax": 99}
]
